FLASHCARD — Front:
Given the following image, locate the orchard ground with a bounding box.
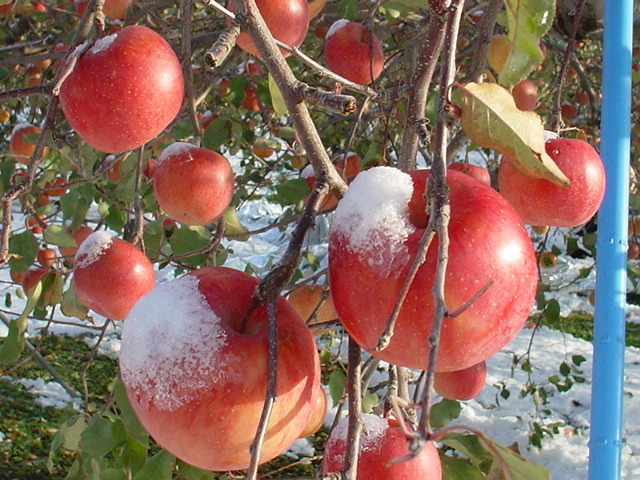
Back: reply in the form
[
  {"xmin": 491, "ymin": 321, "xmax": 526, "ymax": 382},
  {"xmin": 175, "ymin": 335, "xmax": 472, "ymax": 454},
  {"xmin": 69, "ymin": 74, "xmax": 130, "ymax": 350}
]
[{"xmin": 0, "ymin": 193, "xmax": 639, "ymax": 479}]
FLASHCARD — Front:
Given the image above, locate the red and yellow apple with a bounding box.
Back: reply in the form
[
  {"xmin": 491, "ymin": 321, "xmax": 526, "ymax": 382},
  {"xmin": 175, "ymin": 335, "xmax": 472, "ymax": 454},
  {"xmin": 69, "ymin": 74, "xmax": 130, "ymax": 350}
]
[
  {"xmin": 512, "ymin": 79, "xmax": 538, "ymax": 111},
  {"xmin": 227, "ymin": 0, "xmax": 309, "ymax": 58},
  {"xmin": 73, "ymin": 0, "xmax": 132, "ymax": 19},
  {"xmin": 434, "ymin": 360, "xmax": 487, "ymax": 401},
  {"xmin": 322, "ymin": 414, "xmax": 442, "ymax": 480},
  {"xmin": 73, "ymin": 231, "xmax": 155, "ymax": 320},
  {"xmin": 59, "ymin": 25, "xmax": 184, "ymax": 153},
  {"xmin": 9, "ymin": 123, "xmax": 48, "ymax": 163},
  {"xmin": 287, "ymin": 284, "xmax": 337, "ymax": 325},
  {"xmin": 324, "ymin": 20, "xmax": 384, "ymax": 85},
  {"xmin": 153, "ymin": 142, "xmax": 235, "ymax": 226},
  {"xmin": 498, "ymin": 138, "xmax": 605, "ymax": 227},
  {"xmin": 328, "ymin": 167, "xmax": 537, "ymax": 372},
  {"xmin": 120, "ymin": 266, "xmax": 321, "ymax": 471}
]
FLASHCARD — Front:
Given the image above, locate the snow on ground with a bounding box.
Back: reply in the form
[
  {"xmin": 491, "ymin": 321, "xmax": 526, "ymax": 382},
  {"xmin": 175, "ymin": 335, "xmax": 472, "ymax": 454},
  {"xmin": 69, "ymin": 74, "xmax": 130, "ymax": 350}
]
[{"xmin": 0, "ymin": 195, "xmax": 638, "ymax": 479}]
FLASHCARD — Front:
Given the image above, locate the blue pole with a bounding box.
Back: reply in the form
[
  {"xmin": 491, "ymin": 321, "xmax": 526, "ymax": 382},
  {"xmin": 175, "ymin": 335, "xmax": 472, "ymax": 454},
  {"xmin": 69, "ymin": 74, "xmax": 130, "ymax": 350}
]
[{"xmin": 588, "ymin": 0, "xmax": 633, "ymax": 478}]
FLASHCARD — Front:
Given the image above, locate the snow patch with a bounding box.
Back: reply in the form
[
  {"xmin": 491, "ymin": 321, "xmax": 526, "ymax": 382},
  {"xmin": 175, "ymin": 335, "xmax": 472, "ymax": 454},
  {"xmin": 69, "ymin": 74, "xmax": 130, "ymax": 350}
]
[
  {"xmin": 326, "ymin": 414, "xmax": 388, "ymax": 464},
  {"xmin": 10, "ymin": 377, "xmax": 81, "ymax": 410},
  {"xmin": 326, "ymin": 19, "xmax": 351, "ymax": 39},
  {"xmin": 158, "ymin": 142, "xmax": 195, "ymax": 163},
  {"xmin": 90, "ymin": 33, "xmax": 117, "ymax": 55},
  {"xmin": 331, "ymin": 166, "xmax": 415, "ymax": 275},
  {"xmin": 74, "ymin": 231, "xmax": 112, "ymax": 269},
  {"xmin": 119, "ymin": 274, "xmax": 228, "ymax": 411}
]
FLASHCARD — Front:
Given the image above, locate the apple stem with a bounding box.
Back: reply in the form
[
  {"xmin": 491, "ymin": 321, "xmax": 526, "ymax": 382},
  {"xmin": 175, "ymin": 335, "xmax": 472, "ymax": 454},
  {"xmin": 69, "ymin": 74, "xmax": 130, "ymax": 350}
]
[
  {"xmin": 245, "ymin": 300, "xmax": 279, "ymax": 480},
  {"xmin": 549, "ymin": 0, "xmax": 589, "ymax": 133}
]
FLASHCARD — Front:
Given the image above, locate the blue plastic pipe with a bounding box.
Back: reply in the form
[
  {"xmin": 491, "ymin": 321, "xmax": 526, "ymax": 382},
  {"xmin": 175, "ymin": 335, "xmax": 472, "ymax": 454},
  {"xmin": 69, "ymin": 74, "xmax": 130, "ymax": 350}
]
[{"xmin": 588, "ymin": 1, "xmax": 633, "ymax": 479}]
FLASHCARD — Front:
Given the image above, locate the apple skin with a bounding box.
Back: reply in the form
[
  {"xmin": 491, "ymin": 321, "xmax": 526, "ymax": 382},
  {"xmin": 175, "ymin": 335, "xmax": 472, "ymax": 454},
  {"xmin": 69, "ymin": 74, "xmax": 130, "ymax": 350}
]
[
  {"xmin": 153, "ymin": 143, "xmax": 235, "ymax": 226},
  {"xmin": 322, "ymin": 414, "xmax": 442, "ymax": 480},
  {"xmin": 227, "ymin": 0, "xmax": 309, "ymax": 58},
  {"xmin": 434, "ymin": 360, "xmax": 487, "ymax": 401},
  {"xmin": 324, "ymin": 20, "xmax": 384, "ymax": 85},
  {"xmin": 120, "ymin": 266, "xmax": 321, "ymax": 471},
  {"xmin": 498, "ymin": 138, "xmax": 606, "ymax": 227},
  {"xmin": 73, "ymin": 0, "xmax": 131, "ymax": 19},
  {"xmin": 298, "ymin": 385, "xmax": 327, "ymax": 438},
  {"xmin": 58, "ymin": 225, "xmax": 93, "ymax": 264},
  {"xmin": 59, "ymin": 25, "xmax": 184, "ymax": 154},
  {"xmin": 448, "ymin": 162, "xmax": 491, "ymax": 186},
  {"xmin": 328, "ymin": 167, "xmax": 537, "ymax": 372},
  {"xmin": 73, "ymin": 231, "xmax": 155, "ymax": 320},
  {"xmin": 9, "ymin": 123, "xmax": 48, "ymax": 163},
  {"xmin": 303, "ymin": 153, "xmax": 362, "ymax": 210},
  {"xmin": 512, "ymin": 79, "xmax": 538, "ymax": 111},
  {"xmin": 287, "ymin": 284, "xmax": 337, "ymax": 324}
]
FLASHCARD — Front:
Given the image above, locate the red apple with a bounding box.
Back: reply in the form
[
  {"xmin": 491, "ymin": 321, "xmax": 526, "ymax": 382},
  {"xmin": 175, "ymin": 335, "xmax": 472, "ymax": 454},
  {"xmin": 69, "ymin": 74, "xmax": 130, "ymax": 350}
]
[
  {"xmin": 241, "ymin": 85, "xmax": 260, "ymax": 111},
  {"xmin": 328, "ymin": 167, "xmax": 537, "ymax": 372},
  {"xmin": 44, "ymin": 177, "xmax": 68, "ymax": 197},
  {"xmin": 434, "ymin": 360, "xmax": 487, "ymax": 401},
  {"xmin": 22, "ymin": 267, "xmax": 49, "ymax": 295},
  {"xmin": 119, "ymin": 266, "xmax": 321, "ymax": 471},
  {"xmin": 9, "ymin": 123, "xmax": 48, "ymax": 163},
  {"xmin": 303, "ymin": 152, "xmax": 362, "ymax": 210},
  {"xmin": 37, "ymin": 247, "xmax": 57, "ymax": 268},
  {"xmin": 308, "ymin": 0, "xmax": 326, "ymax": 19},
  {"xmin": 298, "ymin": 385, "xmax": 327, "ymax": 438},
  {"xmin": 287, "ymin": 284, "xmax": 337, "ymax": 324},
  {"xmin": 58, "ymin": 225, "xmax": 93, "ymax": 263},
  {"xmin": 448, "ymin": 162, "xmax": 491, "ymax": 186},
  {"xmin": 153, "ymin": 142, "xmax": 235, "ymax": 226},
  {"xmin": 73, "ymin": 0, "xmax": 131, "ymax": 19},
  {"xmin": 73, "ymin": 231, "xmax": 155, "ymax": 320},
  {"xmin": 324, "ymin": 20, "xmax": 384, "ymax": 85},
  {"xmin": 322, "ymin": 414, "xmax": 442, "ymax": 480},
  {"xmin": 59, "ymin": 25, "xmax": 184, "ymax": 153},
  {"xmin": 498, "ymin": 138, "xmax": 605, "ymax": 227},
  {"xmin": 512, "ymin": 79, "xmax": 538, "ymax": 111},
  {"xmin": 227, "ymin": 0, "xmax": 309, "ymax": 58},
  {"xmin": 560, "ymin": 101, "xmax": 578, "ymax": 122}
]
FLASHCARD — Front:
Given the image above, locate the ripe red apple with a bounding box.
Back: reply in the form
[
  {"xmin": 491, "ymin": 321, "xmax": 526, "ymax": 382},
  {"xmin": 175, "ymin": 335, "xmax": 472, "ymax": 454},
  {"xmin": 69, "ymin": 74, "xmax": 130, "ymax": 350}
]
[
  {"xmin": 298, "ymin": 385, "xmax": 327, "ymax": 438},
  {"xmin": 303, "ymin": 152, "xmax": 362, "ymax": 210},
  {"xmin": 9, "ymin": 123, "xmax": 48, "ymax": 163},
  {"xmin": 448, "ymin": 162, "xmax": 491, "ymax": 186},
  {"xmin": 498, "ymin": 138, "xmax": 605, "ymax": 227},
  {"xmin": 287, "ymin": 284, "xmax": 337, "ymax": 325},
  {"xmin": 22, "ymin": 267, "xmax": 49, "ymax": 295},
  {"xmin": 37, "ymin": 248, "xmax": 57, "ymax": 268},
  {"xmin": 119, "ymin": 266, "xmax": 321, "ymax": 471},
  {"xmin": 73, "ymin": 0, "xmax": 131, "ymax": 19},
  {"xmin": 59, "ymin": 25, "xmax": 184, "ymax": 153},
  {"xmin": 434, "ymin": 360, "xmax": 487, "ymax": 401},
  {"xmin": 324, "ymin": 20, "xmax": 384, "ymax": 85},
  {"xmin": 512, "ymin": 79, "xmax": 538, "ymax": 111},
  {"xmin": 153, "ymin": 142, "xmax": 235, "ymax": 226},
  {"xmin": 322, "ymin": 414, "xmax": 442, "ymax": 480},
  {"xmin": 227, "ymin": 0, "xmax": 309, "ymax": 58},
  {"xmin": 44, "ymin": 177, "xmax": 68, "ymax": 197},
  {"xmin": 560, "ymin": 101, "xmax": 578, "ymax": 122},
  {"xmin": 73, "ymin": 231, "xmax": 155, "ymax": 320},
  {"xmin": 328, "ymin": 167, "xmax": 537, "ymax": 372}
]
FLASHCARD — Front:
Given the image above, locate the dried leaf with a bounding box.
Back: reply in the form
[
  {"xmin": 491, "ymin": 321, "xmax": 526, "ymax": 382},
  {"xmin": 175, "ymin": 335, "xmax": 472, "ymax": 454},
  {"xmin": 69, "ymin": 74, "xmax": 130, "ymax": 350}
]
[{"xmin": 453, "ymin": 82, "xmax": 569, "ymax": 186}]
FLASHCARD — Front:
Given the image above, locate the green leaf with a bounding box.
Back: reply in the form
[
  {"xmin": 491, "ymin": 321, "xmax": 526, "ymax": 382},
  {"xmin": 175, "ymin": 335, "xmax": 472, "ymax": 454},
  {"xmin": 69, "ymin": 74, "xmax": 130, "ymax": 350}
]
[
  {"xmin": 441, "ymin": 453, "xmax": 485, "ymax": 480},
  {"xmin": 43, "ymin": 225, "xmax": 77, "ymax": 247},
  {"xmin": 169, "ymin": 226, "xmax": 211, "ymax": 266},
  {"xmin": 337, "ymin": 0, "xmax": 358, "ymax": 20},
  {"xmin": 544, "ymin": 298, "xmax": 560, "ymax": 322},
  {"xmin": 222, "ymin": 206, "xmax": 249, "ymax": 241},
  {"xmin": 499, "ymin": 0, "xmax": 556, "ymax": 88},
  {"xmin": 177, "ymin": 460, "xmax": 214, "ymax": 480},
  {"xmin": 80, "ymin": 417, "xmax": 114, "ymax": 458},
  {"xmin": 202, "ymin": 118, "xmax": 232, "ymax": 151},
  {"xmin": 441, "ymin": 433, "xmax": 493, "ymax": 471},
  {"xmin": 430, "ymin": 398, "xmax": 462, "ymax": 429},
  {"xmin": 269, "ymin": 178, "xmax": 310, "ymax": 206},
  {"xmin": 362, "ymin": 392, "xmax": 379, "ymax": 413},
  {"xmin": 61, "ymin": 190, "xmax": 92, "ymax": 230},
  {"xmin": 453, "ymin": 82, "xmax": 569, "ymax": 186},
  {"xmin": 132, "ymin": 450, "xmax": 175, "ymax": 480},
  {"xmin": 48, "ymin": 414, "xmax": 88, "ymax": 470},
  {"xmin": 328, "ymin": 370, "xmax": 346, "ymax": 405},
  {"xmin": 113, "ymin": 377, "xmax": 148, "ymax": 446},
  {"xmin": 100, "ymin": 469, "xmax": 127, "ymax": 480},
  {"xmin": 268, "ymin": 73, "xmax": 287, "ymax": 117},
  {"xmin": 8, "ymin": 230, "xmax": 38, "ymax": 274},
  {"xmin": 0, "ymin": 280, "xmax": 41, "ymax": 363},
  {"xmin": 61, "ymin": 282, "xmax": 90, "ymax": 320},
  {"xmin": 477, "ymin": 434, "xmax": 551, "ymax": 480}
]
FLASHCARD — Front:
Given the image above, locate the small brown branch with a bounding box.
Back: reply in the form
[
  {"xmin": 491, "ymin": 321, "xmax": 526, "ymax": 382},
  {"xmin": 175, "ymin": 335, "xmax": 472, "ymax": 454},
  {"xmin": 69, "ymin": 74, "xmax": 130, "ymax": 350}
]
[
  {"xmin": 549, "ymin": 0, "xmax": 589, "ymax": 133},
  {"xmin": 205, "ymin": 18, "xmax": 243, "ymax": 69},
  {"xmin": 52, "ymin": 40, "xmax": 91, "ymax": 96},
  {"xmin": 446, "ymin": 279, "xmax": 494, "ymax": 318},
  {"xmin": 130, "ymin": 146, "xmax": 145, "ymax": 249},
  {"xmin": 342, "ymin": 337, "xmax": 363, "ymax": 480},
  {"xmin": 180, "ymin": 0, "xmax": 201, "ymax": 138},
  {"xmin": 295, "ymin": 83, "xmax": 357, "ymax": 115},
  {"xmin": 246, "ymin": 300, "xmax": 279, "ymax": 480},
  {"xmin": 0, "ymin": 84, "xmax": 53, "ymax": 101}
]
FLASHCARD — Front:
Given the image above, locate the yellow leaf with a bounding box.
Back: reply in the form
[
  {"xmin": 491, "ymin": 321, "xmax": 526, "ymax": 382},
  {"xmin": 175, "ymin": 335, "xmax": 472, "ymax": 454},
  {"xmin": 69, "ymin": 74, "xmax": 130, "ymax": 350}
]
[{"xmin": 453, "ymin": 82, "xmax": 569, "ymax": 187}]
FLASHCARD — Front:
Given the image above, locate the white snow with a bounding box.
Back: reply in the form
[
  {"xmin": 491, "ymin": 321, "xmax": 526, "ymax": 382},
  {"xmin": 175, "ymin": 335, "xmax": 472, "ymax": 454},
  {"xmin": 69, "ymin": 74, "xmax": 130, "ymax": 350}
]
[
  {"xmin": 326, "ymin": 19, "xmax": 351, "ymax": 39},
  {"xmin": 158, "ymin": 141, "xmax": 194, "ymax": 163},
  {"xmin": 90, "ymin": 33, "xmax": 117, "ymax": 55},
  {"xmin": 325, "ymin": 413, "xmax": 388, "ymax": 464},
  {"xmin": 11, "ymin": 122, "xmax": 35, "ymax": 137},
  {"xmin": 119, "ymin": 274, "xmax": 228, "ymax": 411},
  {"xmin": 3, "ymin": 376, "xmax": 82, "ymax": 410},
  {"xmin": 74, "ymin": 230, "xmax": 112, "ymax": 268},
  {"xmin": 331, "ymin": 166, "xmax": 415, "ymax": 275}
]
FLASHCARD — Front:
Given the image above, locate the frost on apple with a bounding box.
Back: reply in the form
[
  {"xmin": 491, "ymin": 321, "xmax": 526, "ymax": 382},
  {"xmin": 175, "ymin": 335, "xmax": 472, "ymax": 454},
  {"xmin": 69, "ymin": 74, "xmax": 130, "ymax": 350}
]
[
  {"xmin": 325, "ymin": 413, "xmax": 388, "ymax": 464},
  {"xmin": 74, "ymin": 231, "xmax": 113, "ymax": 269},
  {"xmin": 120, "ymin": 274, "xmax": 228, "ymax": 411},
  {"xmin": 326, "ymin": 18, "xmax": 350, "ymax": 39},
  {"xmin": 158, "ymin": 141, "xmax": 195, "ymax": 163},
  {"xmin": 331, "ymin": 166, "xmax": 415, "ymax": 275}
]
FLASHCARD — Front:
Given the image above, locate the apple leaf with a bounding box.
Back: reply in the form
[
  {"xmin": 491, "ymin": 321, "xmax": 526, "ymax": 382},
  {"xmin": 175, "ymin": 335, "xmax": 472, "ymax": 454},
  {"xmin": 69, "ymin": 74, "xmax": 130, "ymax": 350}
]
[
  {"xmin": 80, "ymin": 417, "xmax": 114, "ymax": 458},
  {"xmin": 0, "ymin": 281, "xmax": 41, "ymax": 364},
  {"xmin": 430, "ymin": 398, "xmax": 462, "ymax": 429},
  {"xmin": 8, "ymin": 230, "xmax": 38, "ymax": 274},
  {"xmin": 441, "ymin": 454, "xmax": 485, "ymax": 480},
  {"xmin": 478, "ymin": 434, "xmax": 552, "ymax": 480},
  {"xmin": 452, "ymin": 82, "xmax": 569, "ymax": 186},
  {"xmin": 43, "ymin": 225, "xmax": 77, "ymax": 248},
  {"xmin": 499, "ymin": 0, "xmax": 556, "ymax": 88},
  {"xmin": 61, "ymin": 283, "xmax": 90, "ymax": 320},
  {"xmin": 268, "ymin": 73, "xmax": 287, "ymax": 117},
  {"xmin": 328, "ymin": 370, "xmax": 346, "ymax": 405},
  {"xmin": 132, "ymin": 450, "xmax": 175, "ymax": 480}
]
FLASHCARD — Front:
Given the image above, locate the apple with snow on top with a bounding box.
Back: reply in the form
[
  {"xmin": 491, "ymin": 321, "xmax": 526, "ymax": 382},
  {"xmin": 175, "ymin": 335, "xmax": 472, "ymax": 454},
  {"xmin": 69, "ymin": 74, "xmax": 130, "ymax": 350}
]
[
  {"xmin": 59, "ymin": 25, "xmax": 184, "ymax": 153},
  {"xmin": 324, "ymin": 20, "xmax": 384, "ymax": 85},
  {"xmin": 227, "ymin": 0, "xmax": 309, "ymax": 58},
  {"xmin": 119, "ymin": 266, "xmax": 321, "ymax": 471},
  {"xmin": 73, "ymin": 231, "xmax": 155, "ymax": 320},
  {"xmin": 498, "ymin": 138, "xmax": 605, "ymax": 227},
  {"xmin": 328, "ymin": 167, "xmax": 537, "ymax": 372},
  {"xmin": 153, "ymin": 142, "xmax": 235, "ymax": 226},
  {"xmin": 322, "ymin": 414, "xmax": 442, "ymax": 480}
]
